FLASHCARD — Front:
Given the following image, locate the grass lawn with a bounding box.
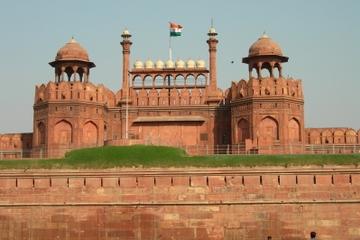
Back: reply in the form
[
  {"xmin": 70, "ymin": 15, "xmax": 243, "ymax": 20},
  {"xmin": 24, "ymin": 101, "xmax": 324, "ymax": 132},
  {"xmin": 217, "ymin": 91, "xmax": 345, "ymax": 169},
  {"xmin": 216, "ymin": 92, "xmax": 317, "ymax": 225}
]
[{"xmin": 0, "ymin": 145, "xmax": 360, "ymax": 169}]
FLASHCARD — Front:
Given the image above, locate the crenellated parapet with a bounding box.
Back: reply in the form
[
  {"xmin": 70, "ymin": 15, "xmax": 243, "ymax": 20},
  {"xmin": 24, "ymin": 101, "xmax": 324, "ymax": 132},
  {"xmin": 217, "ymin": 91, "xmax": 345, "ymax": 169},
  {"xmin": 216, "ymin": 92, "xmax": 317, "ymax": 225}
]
[
  {"xmin": 0, "ymin": 133, "xmax": 33, "ymax": 158},
  {"xmin": 34, "ymin": 81, "xmax": 116, "ymax": 108},
  {"xmin": 305, "ymin": 128, "xmax": 360, "ymax": 144},
  {"xmin": 229, "ymin": 76, "xmax": 303, "ymax": 101}
]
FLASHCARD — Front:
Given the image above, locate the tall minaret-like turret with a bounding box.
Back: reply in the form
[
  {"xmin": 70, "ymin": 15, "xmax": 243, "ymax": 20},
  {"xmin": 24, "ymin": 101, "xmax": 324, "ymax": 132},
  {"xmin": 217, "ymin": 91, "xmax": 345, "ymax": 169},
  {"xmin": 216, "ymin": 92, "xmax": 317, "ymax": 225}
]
[
  {"xmin": 207, "ymin": 26, "xmax": 218, "ymax": 92},
  {"xmin": 206, "ymin": 26, "xmax": 222, "ymax": 104},
  {"xmin": 120, "ymin": 29, "xmax": 132, "ymax": 103}
]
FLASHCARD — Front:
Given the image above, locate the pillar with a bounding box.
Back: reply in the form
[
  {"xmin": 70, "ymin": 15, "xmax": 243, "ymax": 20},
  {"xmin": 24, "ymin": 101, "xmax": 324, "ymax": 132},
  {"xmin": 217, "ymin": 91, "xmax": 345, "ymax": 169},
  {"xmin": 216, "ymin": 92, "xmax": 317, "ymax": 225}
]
[
  {"xmin": 207, "ymin": 28, "xmax": 218, "ymax": 92},
  {"xmin": 120, "ymin": 30, "xmax": 132, "ymax": 102}
]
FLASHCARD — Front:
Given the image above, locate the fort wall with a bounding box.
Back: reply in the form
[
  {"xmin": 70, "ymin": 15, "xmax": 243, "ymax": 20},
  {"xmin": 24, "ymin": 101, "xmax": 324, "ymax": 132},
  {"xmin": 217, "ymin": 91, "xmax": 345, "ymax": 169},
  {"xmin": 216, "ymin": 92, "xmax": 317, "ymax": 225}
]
[{"xmin": 0, "ymin": 168, "xmax": 359, "ymax": 239}]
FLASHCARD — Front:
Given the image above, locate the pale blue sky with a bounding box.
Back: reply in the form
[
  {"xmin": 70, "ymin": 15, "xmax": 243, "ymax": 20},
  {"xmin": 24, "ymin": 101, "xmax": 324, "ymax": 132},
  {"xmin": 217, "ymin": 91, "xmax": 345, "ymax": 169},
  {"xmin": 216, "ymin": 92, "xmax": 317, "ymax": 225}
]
[{"xmin": 0, "ymin": 0, "xmax": 359, "ymax": 133}]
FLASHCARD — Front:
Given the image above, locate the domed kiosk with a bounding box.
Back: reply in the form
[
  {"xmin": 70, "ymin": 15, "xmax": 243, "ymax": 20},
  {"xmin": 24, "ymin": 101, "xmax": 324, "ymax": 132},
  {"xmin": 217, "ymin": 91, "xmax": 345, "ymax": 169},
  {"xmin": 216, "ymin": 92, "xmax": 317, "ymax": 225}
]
[
  {"xmin": 49, "ymin": 37, "xmax": 95, "ymax": 82},
  {"xmin": 242, "ymin": 33, "xmax": 288, "ymax": 78}
]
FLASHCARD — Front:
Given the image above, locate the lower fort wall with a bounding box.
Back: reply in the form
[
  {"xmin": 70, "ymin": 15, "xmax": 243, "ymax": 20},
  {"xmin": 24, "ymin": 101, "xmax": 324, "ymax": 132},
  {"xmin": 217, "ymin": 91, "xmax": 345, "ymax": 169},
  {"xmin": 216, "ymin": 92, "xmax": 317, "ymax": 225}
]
[{"xmin": 0, "ymin": 167, "xmax": 360, "ymax": 239}]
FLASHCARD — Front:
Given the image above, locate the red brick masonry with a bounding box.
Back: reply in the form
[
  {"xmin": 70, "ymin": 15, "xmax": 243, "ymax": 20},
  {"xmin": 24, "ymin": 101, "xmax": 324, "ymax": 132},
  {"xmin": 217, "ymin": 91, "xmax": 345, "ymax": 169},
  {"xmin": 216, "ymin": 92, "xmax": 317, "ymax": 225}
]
[{"xmin": 0, "ymin": 167, "xmax": 359, "ymax": 239}]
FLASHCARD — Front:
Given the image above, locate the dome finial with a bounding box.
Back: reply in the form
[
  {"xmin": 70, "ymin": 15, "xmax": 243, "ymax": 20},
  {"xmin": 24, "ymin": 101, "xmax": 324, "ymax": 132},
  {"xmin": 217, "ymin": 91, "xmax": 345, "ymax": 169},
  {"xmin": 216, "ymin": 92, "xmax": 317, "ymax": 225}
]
[
  {"xmin": 69, "ymin": 36, "xmax": 77, "ymax": 43},
  {"xmin": 261, "ymin": 31, "xmax": 269, "ymax": 39},
  {"xmin": 208, "ymin": 18, "xmax": 217, "ymax": 37},
  {"xmin": 122, "ymin": 28, "xmax": 131, "ymax": 39}
]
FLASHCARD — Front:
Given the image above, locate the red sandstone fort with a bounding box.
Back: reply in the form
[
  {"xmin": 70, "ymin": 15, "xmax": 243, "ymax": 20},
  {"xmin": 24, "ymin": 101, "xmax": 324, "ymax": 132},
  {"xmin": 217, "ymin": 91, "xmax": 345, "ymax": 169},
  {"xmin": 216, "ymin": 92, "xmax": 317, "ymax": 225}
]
[{"xmin": 0, "ymin": 27, "xmax": 359, "ymax": 157}]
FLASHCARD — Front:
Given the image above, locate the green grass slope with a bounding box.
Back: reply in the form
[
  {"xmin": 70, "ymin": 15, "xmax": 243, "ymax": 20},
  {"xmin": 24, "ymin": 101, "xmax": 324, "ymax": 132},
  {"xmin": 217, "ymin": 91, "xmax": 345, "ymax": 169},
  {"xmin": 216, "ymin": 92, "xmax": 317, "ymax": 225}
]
[{"xmin": 1, "ymin": 145, "xmax": 360, "ymax": 169}]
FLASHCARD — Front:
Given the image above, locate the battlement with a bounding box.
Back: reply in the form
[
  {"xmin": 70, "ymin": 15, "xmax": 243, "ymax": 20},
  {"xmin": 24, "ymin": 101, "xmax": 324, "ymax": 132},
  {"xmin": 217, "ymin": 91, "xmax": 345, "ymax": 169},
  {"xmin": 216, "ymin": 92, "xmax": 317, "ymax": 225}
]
[
  {"xmin": 34, "ymin": 81, "xmax": 116, "ymax": 108},
  {"xmin": 306, "ymin": 128, "xmax": 360, "ymax": 144},
  {"xmin": 0, "ymin": 168, "xmax": 359, "ymax": 204},
  {"xmin": 0, "ymin": 133, "xmax": 32, "ymax": 158},
  {"xmin": 0, "ymin": 168, "xmax": 360, "ymax": 239},
  {"xmin": 229, "ymin": 76, "xmax": 303, "ymax": 101}
]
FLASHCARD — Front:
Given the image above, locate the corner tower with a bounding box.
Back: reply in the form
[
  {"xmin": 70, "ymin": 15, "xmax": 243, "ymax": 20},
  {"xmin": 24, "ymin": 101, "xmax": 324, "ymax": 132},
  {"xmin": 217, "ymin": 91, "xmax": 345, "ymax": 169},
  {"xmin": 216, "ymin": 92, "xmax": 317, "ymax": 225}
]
[
  {"xmin": 230, "ymin": 34, "xmax": 304, "ymax": 153},
  {"xmin": 32, "ymin": 38, "xmax": 112, "ymax": 157}
]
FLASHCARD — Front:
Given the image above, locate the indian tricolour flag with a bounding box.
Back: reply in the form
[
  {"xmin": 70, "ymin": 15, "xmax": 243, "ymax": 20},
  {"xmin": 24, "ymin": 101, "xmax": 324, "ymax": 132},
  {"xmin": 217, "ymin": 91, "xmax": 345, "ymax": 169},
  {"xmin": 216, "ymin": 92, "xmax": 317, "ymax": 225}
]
[{"xmin": 169, "ymin": 22, "xmax": 183, "ymax": 37}]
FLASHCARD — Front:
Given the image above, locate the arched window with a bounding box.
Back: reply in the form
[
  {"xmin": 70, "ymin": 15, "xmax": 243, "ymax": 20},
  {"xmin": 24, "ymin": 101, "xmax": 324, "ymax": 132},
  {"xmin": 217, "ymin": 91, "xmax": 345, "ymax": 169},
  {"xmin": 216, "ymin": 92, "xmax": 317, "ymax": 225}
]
[
  {"xmin": 196, "ymin": 74, "xmax": 207, "ymax": 86},
  {"xmin": 186, "ymin": 74, "xmax": 195, "ymax": 86},
  {"xmin": 166, "ymin": 75, "xmax": 175, "ymax": 86},
  {"xmin": 132, "ymin": 76, "xmax": 143, "ymax": 87},
  {"xmin": 250, "ymin": 67, "xmax": 258, "ymax": 78},
  {"xmin": 143, "ymin": 75, "xmax": 153, "ymax": 87},
  {"xmin": 260, "ymin": 62, "xmax": 272, "ymax": 78},
  {"xmin": 64, "ymin": 66, "xmax": 74, "ymax": 81},
  {"xmin": 154, "ymin": 75, "xmax": 164, "ymax": 87},
  {"xmin": 274, "ymin": 63, "xmax": 281, "ymax": 78},
  {"xmin": 73, "ymin": 72, "xmax": 81, "ymax": 81},
  {"xmin": 77, "ymin": 68, "xmax": 84, "ymax": 82},
  {"xmin": 175, "ymin": 75, "xmax": 185, "ymax": 87}
]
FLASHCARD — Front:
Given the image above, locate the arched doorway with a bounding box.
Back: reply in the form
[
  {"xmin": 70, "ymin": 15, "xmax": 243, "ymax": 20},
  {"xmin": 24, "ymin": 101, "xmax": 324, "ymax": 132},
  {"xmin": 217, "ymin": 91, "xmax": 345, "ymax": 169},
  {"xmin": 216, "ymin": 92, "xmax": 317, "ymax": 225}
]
[
  {"xmin": 258, "ymin": 116, "xmax": 279, "ymax": 146},
  {"xmin": 54, "ymin": 120, "xmax": 72, "ymax": 145},
  {"xmin": 288, "ymin": 118, "xmax": 301, "ymax": 143},
  {"xmin": 238, "ymin": 119, "xmax": 250, "ymax": 143},
  {"xmin": 83, "ymin": 121, "xmax": 98, "ymax": 146}
]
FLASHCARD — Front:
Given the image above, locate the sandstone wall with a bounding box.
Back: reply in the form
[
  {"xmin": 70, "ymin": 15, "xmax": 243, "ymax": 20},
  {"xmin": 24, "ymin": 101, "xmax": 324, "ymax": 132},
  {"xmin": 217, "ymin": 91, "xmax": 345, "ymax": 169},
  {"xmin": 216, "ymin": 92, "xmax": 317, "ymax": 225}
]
[{"xmin": 0, "ymin": 168, "xmax": 359, "ymax": 239}]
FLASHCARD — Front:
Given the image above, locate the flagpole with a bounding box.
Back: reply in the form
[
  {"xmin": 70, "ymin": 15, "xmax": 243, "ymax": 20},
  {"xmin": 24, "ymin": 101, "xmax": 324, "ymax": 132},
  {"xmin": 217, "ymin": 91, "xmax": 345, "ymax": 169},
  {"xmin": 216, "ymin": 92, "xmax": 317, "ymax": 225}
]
[{"xmin": 169, "ymin": 34, "xmax": 172, "ymax": 61}]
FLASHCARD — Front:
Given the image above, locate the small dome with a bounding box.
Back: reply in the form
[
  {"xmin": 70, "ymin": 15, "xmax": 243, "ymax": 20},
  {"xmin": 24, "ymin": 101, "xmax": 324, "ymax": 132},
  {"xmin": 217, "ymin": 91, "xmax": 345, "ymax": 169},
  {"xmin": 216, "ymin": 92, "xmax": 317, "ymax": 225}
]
[
  {"xmin": 196, "ymin": 60, "xmax": 206, "ymax": 68},
  {"xmin": 248, "ymin": 33, "xmax": 283, "ymax": 57},
  {"xmin": 187, "ymin": 59, "xmax": 195, "ymax": 68},
  {"xmin": 122, "ymin": 29, "xmax": 130, "ymax": 35},
  {"xmin": 209, "ymin": 27, "xmax": 217, "ymax": 34},
  {"xmin": 165, "ymin": 60, "xmax": 174, "ymax": 68},
  {"xmin": 134, "ymin": 60, "xmax": 144, "ymax": 69},
  {"xmin": 175, "ymin": 59, "xmax": 185, "ymax": 68},
  {"xmin": 55, "ymin": 37, "xmax": 90, "ymax": 62},
  {"xmin": 145, "ymin": 59, "xmax": 154, "ymax": 69},
  {"xmin": 155, "ymin": 60, "xmax": 164, "ymax": 68}
]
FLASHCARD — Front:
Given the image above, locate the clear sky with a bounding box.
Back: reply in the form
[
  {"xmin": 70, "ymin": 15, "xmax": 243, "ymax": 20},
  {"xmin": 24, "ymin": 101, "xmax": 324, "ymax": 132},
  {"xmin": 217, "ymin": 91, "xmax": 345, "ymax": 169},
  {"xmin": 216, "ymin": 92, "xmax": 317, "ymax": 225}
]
[{"xmin": 0, "ymin": 0, "xmax": 359, "ymax": 133}]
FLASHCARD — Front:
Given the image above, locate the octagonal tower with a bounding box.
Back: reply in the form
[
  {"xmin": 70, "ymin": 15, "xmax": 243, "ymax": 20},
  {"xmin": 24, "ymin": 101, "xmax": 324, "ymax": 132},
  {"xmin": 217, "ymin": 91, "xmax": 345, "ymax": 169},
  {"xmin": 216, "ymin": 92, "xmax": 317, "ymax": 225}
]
[
  {"xmin": 32, "ymin": 38, "xmax": 114, "ymax": 157},
  {"xmin": 229, "ymin": 34, "xmax": 305, "ymax": 153}
]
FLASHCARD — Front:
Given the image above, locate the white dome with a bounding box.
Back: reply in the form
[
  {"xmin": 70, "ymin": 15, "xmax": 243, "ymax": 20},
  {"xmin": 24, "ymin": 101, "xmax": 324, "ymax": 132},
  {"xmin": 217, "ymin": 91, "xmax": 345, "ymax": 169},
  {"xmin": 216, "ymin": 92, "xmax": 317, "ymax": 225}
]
[
  {"xmin": 134, "ymin": 60, "xmax": 144, "ymax": 69},
  {"xmin": 165, "ymin": 60, "xmax": 175, "ymax": 68},
  {"xmin": 196, "ymin": 59, "xmax": 206, "ymax": 68},
  {"xmin": 187, "ymin": 59, "xmax": 195, "ymax": 68},
  {"xmin": 123, "ymin": 29, "xmax": 130, "ymax": 35},
  {"xmin": 155, "ymin": 60, "xmax": 164, "ymax": 68},
  {"xmin": 209, "ymin": 27, "xmax": 217, "ymax": 34},
  {"xmin": 175, "ymin": 59, "xmax": 185, "ymax": 68},
  {"xmin": 145, "ymin": 59, "xmax": 154, "ymax": 69}
]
